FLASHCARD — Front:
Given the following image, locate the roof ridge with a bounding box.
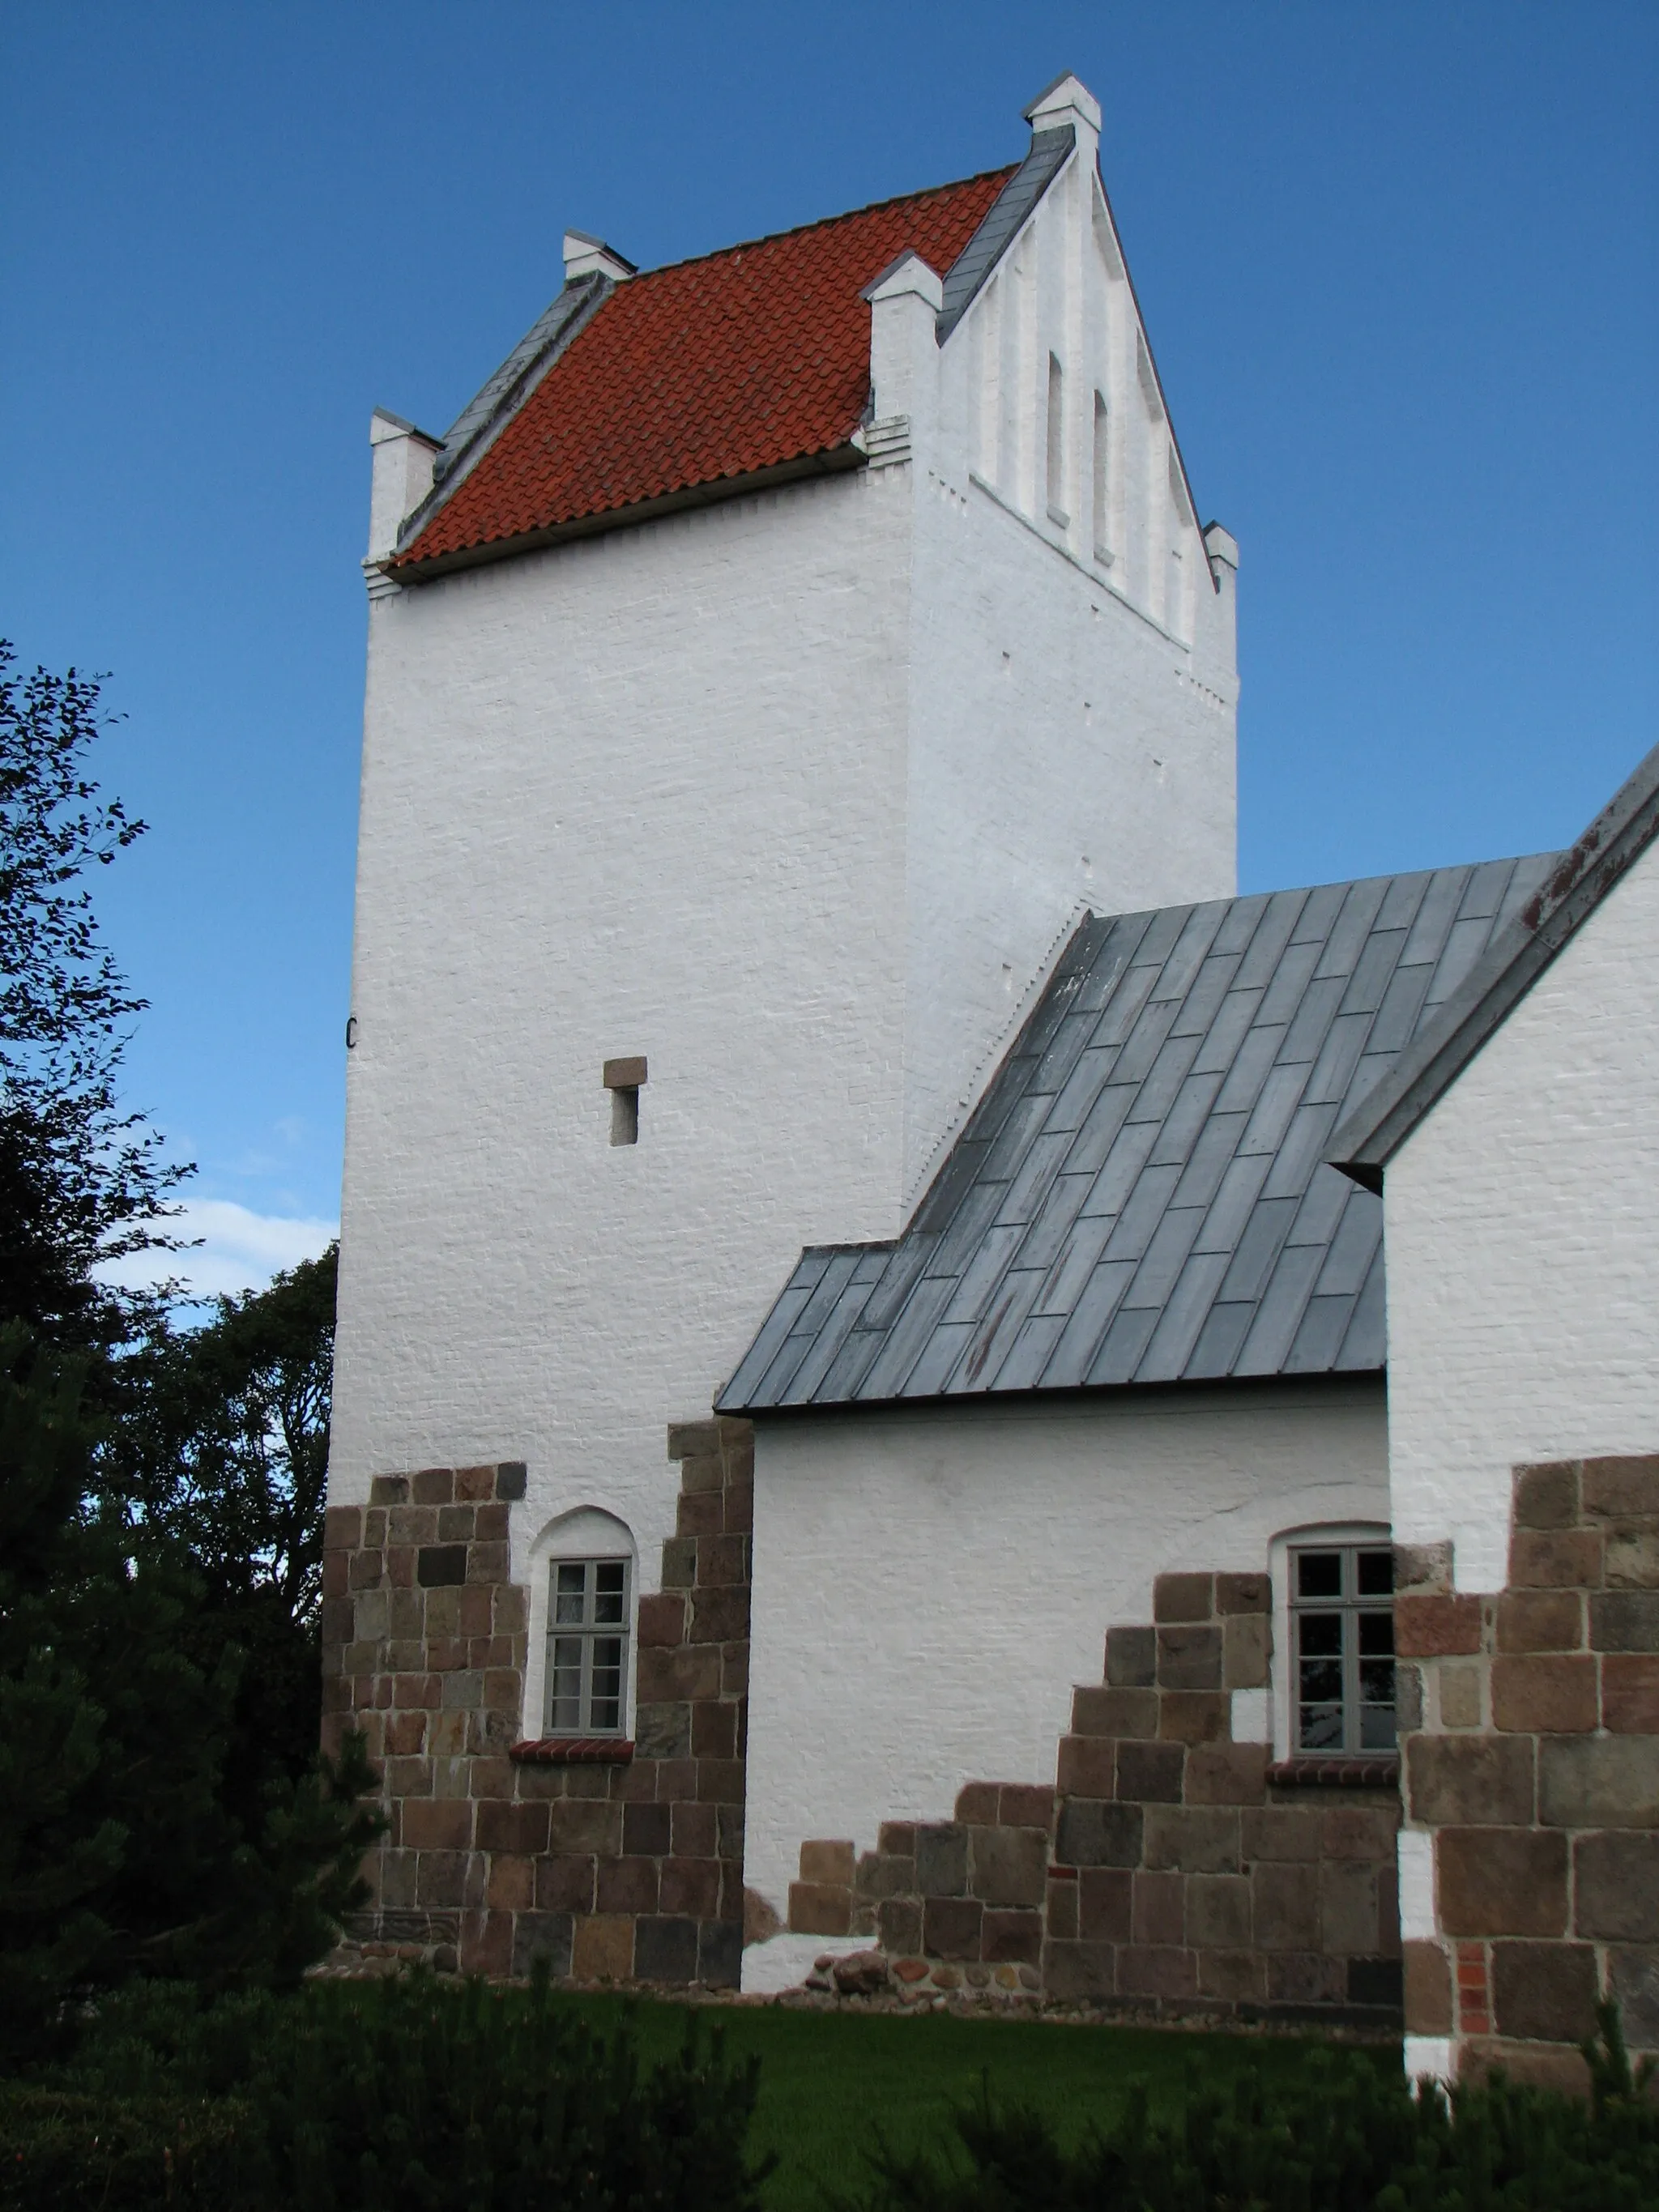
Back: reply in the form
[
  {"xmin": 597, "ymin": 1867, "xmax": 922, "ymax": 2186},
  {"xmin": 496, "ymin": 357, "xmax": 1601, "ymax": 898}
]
[{"xmin": 625, "ymin": 164, "xmax": 1018, "ymax": 283}]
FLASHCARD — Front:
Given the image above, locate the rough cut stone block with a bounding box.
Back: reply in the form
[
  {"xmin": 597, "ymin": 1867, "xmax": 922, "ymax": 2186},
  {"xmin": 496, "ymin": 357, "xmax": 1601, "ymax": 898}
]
[
  {"xmin": 1496, "ymin": 1589, "xmax": 1583, "ymax": 1653},
  {"xmin": 697, "ymin": 1532, "xmax": 747, "ymax": 1587},
  {"xmin": 1222, "ymin": 1614, "xmax": 1271, "ymax": 1689},
  {"xmin": 723, "ymin": 1482, "xmax": 754, "ymax": 1534},
  {"xmin": 453, "ymin": 1465, "xmax": 494, "ymax": 1502},
  {"xmin": 403, "ymin": 1798, "xmax": 472, "ymax": 1852},
  {"xmin": 1572, "ymin": 1831, "xmax": 1659, "ymax": 1941},
  {"xmin": 1266, "ymin": 1951, "xmax": 1344, "ymax": 2005},
  {"xmin": 1512, "ymin": 1460, "xmax": 1580, "ymax": 1531},
  {"xmin": 1106, "ymin": 1626, "xmax": 1157, "ymax": 1686},
  {"xmin": 1395, "ymin": 1594, "xmax": 1482, "ymax": 1657},
  {"xmin": 1252, "ymin": 1861, "xmax": 1320, "ymax": 1950},
  {"xmin": 1590, "ymin": 1590, "xmax": 1659, "ymax": 1652},
  {"xmin": 1156, "ymin": 1625, "xmax": 1222, "ymax": 1690},
  {"xmin": 635, "ymin": 1593, "xmax": 687, "ymax": 1647},
  {"xmin": 415, "ymin": 1851, "xmax": 468, "ymax": 1907},
  {"xmin": 1492, "ymin": 1654, "xmax": 1597, "ymax": 1734},
  {"xmin": 1117, "ymin": 1944, "xmax": 1196, "ymax": 1997},
  {"xmin": 633, "ymin": 1915, "xmax": 700, "ymax": 1984},
  {"xmin": 690, "ymin": 1701, "xmax": 737, "ymax": 1759},
  {"xmin": 877, "ymin": 1821, "xmax": 916, "ymax": 1856},
  {"xmin": 1131, "ymin": 1870, "xmax": 1184, "ymax": 1946},
  {"xmin": 698, "ymin": 1919, "xmax": 742, "ymax": 1988},
  {"xmin": 855, "ymin": 1852, "xmax": 914, "ymax": 1900},
  {"xmin": 1185, "ymin": 1743, "xmax": 1269, "ymax": 1806},
  {"xmin": 1438, "ymin": 1664, "xmax": 1482, "ymax": 1728},
  {"xmin": 1491, "ymin": 1941, "xmax": 1598, "ymax": 2043},
  {"xmin": 493, "ymin": 1461, "xmax": 527, "ymax": 1501},
  {"xmin": 535, "ymin": 1856, "xmax": 595, "ymax": 1914},
  {"xmin": 623, "ymin": 1801, "xmax": 672, "ymax": 1857},
  {"xmin": 1393, "ymin": 1541, "xmax": 1452, "ymax": 1595},
  {"xmin": 677, "ymin": 1451, "xmax": 725, "ymax": 1497},
  {"xmin": 1073, "ymin": 1686, "xmax": 1158, "ymax": 1738},
  {"xmin": 1538, "ymin": 1734, "xmax": 1659, "ymax": 1828},
  {"xmin": 504, "ymin": 1908, "xmax": 569, "ymax": 1978},
  {"xmin": 633, "ymin": 1703, "xmax": 692, "ymax": 1761},
  {"xmin": 1215, "ymin": 1571, "xmax": 1270, "ymax": 1615},
  {"xmin": 981, "ymin": 1909, "xmax": 1043, "ymax": 1963},
  {"xmin": 954, "ymin": 1781, "xmax": 1001, "ymax": 1823},
  {"xmin": 1602, "ymin": 1655, "xmax": 1659, "ymax": 1733},
  {"xmin": 1405, "ymin": 1735, "xmax": 1533, "ymax": 1828},
  {"xmin": 598, "ymin": 1857, "xmax": 659, "ymax": 1916},
  {"xmin": 1580, "ymin": 1455, "xmax": 1659, "ymax": 1521},
  {"xmin": 660, "ymin": 1858, "xmax": 720, "ymax": 1918},
  {"xmin": 411, "ymin": 1468, "xmax": 454, "ymax": 1506},
  {"xmin": 1606, "ymin": 1525, "xmax": 1659, "ymax": 1589},
  {"xmin": 476, "ymin": 1801, "xmax": 548, "ymax": 1856},
  {"xmin": 970, "ymin": 1826, "xmax": 1047, "ymax": 1907},
  {"xmin": 1056, "ymin": 1735, "xmax": 1119, "ymax": 1797},
  {"xmin": 1158, "ymin": 1691, "xmax": 1230, "ymax": 1745},
  {"xmin": 694, "ymin": 1757, "xmax": 744, "ymax": 1806},
  {"xmin": 547, "ymin": 1800, "xmax": 622, "ymax": 1856},
  {"xmin": 1116, "ymin": 1741, "xmax": 1185, "ymax": 1803},
  {"xmin": 1609, "ymin": 1946, "xmax": 1659, "ymax": 2052},
  {"xmin": 717, "ymin": 1805, "xmax": 744, "ymax": 1862},
  {"xmin": 1403, "ymin": 1940, "xmax": 1451, "ymax": 2032},
  {"xmin": 1509, "ymin": 1530, "xmax": 1602, "ymax": 1590},
  {"xmin": 437, "ymin": 1505, "xmax": 476, "ymax": 1543},
  {"xmin": 1077, "ymin": 1867, "xmax": 1132, "ymax": 1941},
  {"xmin": 324, "ymin": 1506, "xmax": 362, "ymax": 1551},
  {"xmin": 1042, "ymin": 1939, "xmax": 1116, "ymax": 2000},
  {"xmin": 666, "ymin": 1420, "xmax": 721, "ymax": 1462},
  {"xmin": 1154, "ymin": 1572, "xmax": 1214, "ymax": 1622},
  {"xmin": 999, "ymin": 1784, "xmax": 1056, "ymax": 1830},
  {"xmin": 637, "ymin": 1644, "xmax": 721, "ymax": 1703},
  {"xmin": 1055, "ymin": 1798, "xmax": 1143, "ymax": 1869},
  {"xmin": 1321, "ymin": 1805, "xmax": 1399, "ymax": 1860},
  {"xmin": 915, "ymin": 1823, "xmax": 970, "ymax": 1897},
  {"xmin": 1320, "ymin": 1860, "xmax": 1379, "ymax": 1955},
  {"xmin": 788, "ymin": 1882, "xmax": 851, "ymax": 1936},
  {"xmin": 688, "ymin": 1587, "xmax": 748, "ymax": 1644},
  {"xmin": 1198, "ymin": 1947, "xmax": 1265, "ymax": 2001},
  {"xmin": 369, "ymin": 1474, "xmax": 408, "ymax": 1505},
  {"xmin": 1046, "ymin": 1876, "xmax": 1079, "ymax": 1940},
  {"xmin": 923, "ymin": 1895, "xmax": 983, "ymax": 1960},
  {"xmin": 1143, "ymin": 1805, "xmax": 1240, "ymax": 1874},
  {"xmin": 417, "ymin": 1545, "xmax": 467, "ymax": 1588},
  {"xmin": 799, "ymin": 1838, "xmax": 855, "ymax": 1886},
  {"xmin": 1187, "ymin": 1873, "xmax": 1251, "ymax": 1948},
  {"xmin": 878, "ymin": 1897, "xmax": 922, "ymax": 1954}
]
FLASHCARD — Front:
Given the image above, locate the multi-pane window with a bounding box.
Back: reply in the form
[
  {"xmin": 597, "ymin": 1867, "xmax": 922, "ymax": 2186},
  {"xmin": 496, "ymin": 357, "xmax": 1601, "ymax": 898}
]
[
  {"xmin": 544, "ymin": 1557, "xmax": 630, "ymax": 1735},
  {"xmin": 1290, "ymin": 1543, "xmax": 1395, "ymax": 1754}
]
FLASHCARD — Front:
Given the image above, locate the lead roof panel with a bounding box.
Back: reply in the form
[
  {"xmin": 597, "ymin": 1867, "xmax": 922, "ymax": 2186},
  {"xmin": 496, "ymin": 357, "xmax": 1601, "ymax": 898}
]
[{"xmin": 719, "ymin": 854, "xmax": 1556, "ymax": 1413}]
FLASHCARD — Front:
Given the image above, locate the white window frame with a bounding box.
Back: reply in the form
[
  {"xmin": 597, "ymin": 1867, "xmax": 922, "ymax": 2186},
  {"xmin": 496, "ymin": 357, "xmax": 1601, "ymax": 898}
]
[
  {"xmin": 543, "ymin": 1554, "xmax": 632, "ymax": 1737},
  {"xmin": 1269, "ymin": 1522, "xmax": 1392, "ymax": 1760}
]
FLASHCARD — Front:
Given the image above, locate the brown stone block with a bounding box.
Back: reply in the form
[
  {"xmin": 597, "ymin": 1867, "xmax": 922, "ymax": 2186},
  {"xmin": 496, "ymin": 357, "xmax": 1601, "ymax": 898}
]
[
  {"xmin": 386, "ymin": 1545, "xmax": 416, "ymax": 1589},
  {"xmin": 923, "ymin": 1896, "xmax": 983, "ymax": 1960},
  {"xmin": 1043, "ymin": 1939, "xmax": 1117, "ymax": 2000},
  {"xmin": 369, "ymin": 1473, "xmax": 408, "ymax": 1506},
  {"xmin": 691, "ymin": 1702, "xmax": 737, "ymax": 1759},
  {"xmin": 1118, "ymin": 1945, "xmax": 1196, "ymax": 1998},
  {"xmin": 659, "ymin": 1757, "xmax": 699, "ymax": 1803},
  {"xmin": 1438, "ymin": 1828, "xmax": 1567, "ymax": 1937},
  {"xmin": 1154, "ymin": 1572, "xmax": 1214, "ymax": 1622},
  {"xmin": 1510, "ymin": 1529, "xmax": 1601, "ymax": 1590},
  {"xmin": 467, "ymin": 1542, "xmax": 508, "ymax": 1586},
  {"xmin": 384, "ymin": 1711, "xmax": 426, "ymax": 1758},
  {"xmin": 1438, "ymin": 1664, "xmax": 1481, "ymax": 1728},
  {"xmin": 1496, "ymin": 1590, "xmax": 1583, "ymax": 1653},
  {"xmin": 485, "ymin": 1853, "xmax": 534, "ymax": 1912},
  {"xmin": 1320, "ymin": 1860, "xmax": 1380, "ymax": 1954},
  {"xmin": 1266, "ymin": 1952, "xmax": 1344, "ymax": 2005},
  {"xmin": 349, "ymin": 1550, "xmax": 384, "ymax": 1592},
  {"xmin": 388, "ymin": 1506, "xmax": 439, "ymax": 1546},
  {"xmin": 1187, "ymin": 1873, "xmax": 1251, "ymax": 1948},
  {"xmin": 798, "ymin": 1838, "xmax": 855, "ymax": 1886},
  {"xmin": 878, "ymin": 1897, "xmax": 923, "ymax": 1953},
  {"xmin": 535, "ymin": 1855, "xmax": 595, "ymax": 1912},
  {"xmin": 1116, "ymin": 1741, "xmax": 1185, "ymax": 1804},
  {"xmin": 1590, "ymin": 1590, "xmax": 1659, "ymax": 1652},
  {"xmin": 1610, "ymin": 1947, "xmax": 1659, "ymax": 2052},
  {"xmin": 618, "ymin": 1801, "xmax": 668, "ymax": 1856},
  {"xmin": 476, "ymin": 1801, "xmax": 548, "ymax": 1856},
  {"xmin": 969, "ymin": 1826, "xmax": 1047, "ymax": 1907},
  {"xmin": 1393, "ymin": 1541, "xmax": 1453, "ymax": 1596},
  {"xmin": 1573, "ymin": 1831, "xmax": 1659, "ymax": 1941},
  {"xmin": 981, "ymin": 1910, "xmax": 1043, "ymax": 1964},
  {"xmin": 999, "ymin": 1784, "xmax": 1056, "ymax": 1831},
  {"xmin": 1222, "ymin": 1614, "xmax": 1272, "ymax": 1690},
  {"xmin": 636, "ymin": 1593, "xmax": 686, "ymax": 1650},
  {"xmin": 634, "ymin": 1704, "xmax": 691, "ymax": 1762},
  {"xmin": 1253, "ymin": 1861, "xmax": 1320, "ymax": 1950},
  {"xmin": 597, "ymin": 1857, "xmax": 659, "ymax": 1915},
  {"xmin": 1406, "ymin": 1735, "xmax": 1533, "ymax": 1827},
  {"xmin": 676, "ymin": 1490, "xmax": 723, "ymax": 1539},
  {"xmin": 1144, "ymin": 1805, "xmax": 1240, "ymax": 1875},
  {"xmin": 1461, "ymin": 2037, "xmax": 1590, "ymax": 2096},
  {"xmin": 472, "ymin": 1502, "xmax": 510, "ymax": 1544},
  {"xmin": 1157, "ymin": 1625, "xmax": 1222, "ymax": 1690},
  {"xmin": 1513, "ymin": 1460, "xmax": 1580, "ymax": 1531},
  {"xmin": 1606, "ymin": 1524, "xmax": 1659, "ymax": 1589},
  {"xmin": 852, "ymin": 1849, "xmax": 913, "ymax": 1902},
  {"xmin": 1395, "ymin": 1594, "xmax": 1483, "ymax": 1657},
  {"xmin": 697, "ymin": 1532, "xmax": 748, "ymax": 1588},
  {"xmin": 453, "ymin": 1585, "xmax": 489, "ymax": 1638},
  {"xmin": 1046, "ymin": 1875, "xmax": 1079, "ymax": 1940},
  {"xmin": 878, "ymin": 1821, "xmax": 917, "ymax": 1856},
  {"xmin": 1401, "ymin": 1940, "xmax": 1451, "ymax": 2032},
  {"xmin": 1158, "ymin": 1691, "xmax": 1230, "ymax": 1745},
  {"xmin": 1056, "ymin": 1796, "xmax": 1144, "ymax": 1871},
  {"xmin": 1072, "ymin": 1686, "xmax": 1158, "ymax": 1738},
  {"xmin": 494, "ymin": 1584, "xmax": 529, "ymax": 1635},
  {"xmin": 1056, "ymin": 1735, "xmax": 1118, "ymax": 1797},
  {"xmin": 376, "ymin": 1848, "xmax": 418, "ymax": 1908},
  {"xmin": 410, "ymin": 1468, "xmax": 454, "ymax": 1507},
  {"xmin": 403, "ymin": 1798, "xmax": 472, "ymax": 1852},
  {"xmin": 723, "ymin": 1481, "xmax": 754, "ymax": 1534},
  {"xmin": 1078, "ymin": 1867, "xmax": 1132, "ymax": 1941},
  {"xmin": 1198, "ymin": 1948, "xmax": 1265, "ymax": 2001},
  {"xmin": 385, "ymin": 1754, "xmax": 433, "ymax": 1801},
  {"xmin": 323, "ymin": 1553, "xmax": 349, "ymax": 1599},
  {"xmin": 695, "ymin": 1757, "xmax": 744, "ymax": 1806},
  {"xmin": 1323, "ymin": 1805, "xmax": 1399, "ymax": 1860},
  {"xmin": 436, "ymin": 1505, "xmax": 476, "ymax": 1544},
  {"xmin": 416, "ymin": 1851, "xmax": 468, "ymax": 1907},
  {"xmin": 915, "ymin": 1823, "xmax": 969, "ymax": 1896},
  {"xmin": 452, "ymin": 1465, "xmax": 493, "ymax": 1503},
  {"xmin": 672, "ymin": 1801, "xmax": 717, "ymax": 1858},
  {"xmin": 667, "ymin": 1419, "xmax": 721, "ymax": 1463},
  {"xmin": 636, "ymin": 1644, "xmax": 722, "ymax": 1703},
  {"xmin": 721, "ymin": 1643, "xmax": 749, "ymax": 1698},
  {"xmin": 953, "ymin": 1782, "xmax": 1000, "ymax": 1823},
  {"xmin": 573, "ymin": 1912, "xmax": 636, "ymax": 1981},
  {"xmin": 659, "ymin": 1537, "xmax": 696, "ymax": 1591},
  {"xmin": 677, "ymin": 1449, "xmax": 725, "ymax": 1496},
  {"xmin": 660, "ymin": 1857, "xmax": 720, "ymax": 1917},
  {"xmin": 324, "ymin": 1505, "xmax": 363, "ymax": 1551},
  {"xmin": 1580, "ymin": 1455, "xmax": 1659, "ymax": 1521},
  {"xmin": 1492, "ymin": 1654, "xmax": 1597, "ymax": 1733},
  {"xmin": 1186, "ymin": 1744, "xmax": 1269, "ymax": 1805},
  {"xmin": 481, "ymin": 1668, "xmax": 520, "ymax": 1713},
  {"xmin": 789, "ymin": 1882, "xmax": 851, "ymax": 1936},
  {"xmin": 1491, "ymin": 1941, "xmax": 1598, "ymax": 2042},
  {"xmin": 546, "ymin": 1801, "xmax": 622, "ymax": 1856},
  {"xmin": 1106, "ymin": 1626, "xmax": 1157, "ymax": 1686},
  {"xmin": 458, "ymin": 1906, "xmax": 512, "ymax": 1975},
  {"xmin": 1539, "ymin": 1734, "xmax": 1659, "ymax": 1827},
  {"xmin": 1603, "ymin": 1654, "xmax": 1659, "ymax": 1733},
  {"xmin": 1216, "ymin": 1571, "xmax": 1270, "ymax": 1616},
  {"xmin": 1132, "ymin": 1869, "xmax": 1184, "ymax": 1946}
]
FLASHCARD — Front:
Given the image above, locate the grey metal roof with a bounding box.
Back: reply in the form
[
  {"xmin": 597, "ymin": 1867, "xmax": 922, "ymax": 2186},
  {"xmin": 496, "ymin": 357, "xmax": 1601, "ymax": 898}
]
[
  {"xmin": 1332, "ymin": 742, "xmax": 1659, "ymax": 1187},
  {"xmin": 719, "ymin": 854, "xmax": 1556, "ymax": 1413},
  {"xmin": 936, "ymin": 126, "xmax": 1074, "ymax": 343}
]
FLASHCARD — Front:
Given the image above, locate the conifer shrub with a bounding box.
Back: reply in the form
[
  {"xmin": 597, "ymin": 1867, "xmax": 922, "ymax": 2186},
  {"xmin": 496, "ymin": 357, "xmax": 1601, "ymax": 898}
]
[{"xmin": 845, "ymin": 2005, "xmax": 1658, "ymax": 2212}]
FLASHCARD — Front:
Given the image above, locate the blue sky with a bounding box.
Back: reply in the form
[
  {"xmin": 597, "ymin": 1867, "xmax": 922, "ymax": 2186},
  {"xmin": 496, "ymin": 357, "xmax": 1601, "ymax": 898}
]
[{"xmin": 2, "ymin": 2, "xmax": 1655, "ymax": 1294}]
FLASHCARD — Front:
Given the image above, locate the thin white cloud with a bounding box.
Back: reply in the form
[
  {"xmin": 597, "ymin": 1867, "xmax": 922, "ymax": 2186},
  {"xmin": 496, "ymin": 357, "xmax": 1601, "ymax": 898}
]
[{"xmin": 99, "ymin": 1200, "xmax": 338, "ymax": 1303}]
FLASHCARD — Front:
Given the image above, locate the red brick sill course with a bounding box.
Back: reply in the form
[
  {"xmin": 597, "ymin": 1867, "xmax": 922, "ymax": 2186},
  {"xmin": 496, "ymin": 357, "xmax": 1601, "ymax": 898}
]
[
  {"xmin": 1267, "ymin": 1757, "xmax": 1401, "ymax": 1789},
  {"xmin": 508, "ymin": 1738, "xmax": 635, "ymax": 1765}
]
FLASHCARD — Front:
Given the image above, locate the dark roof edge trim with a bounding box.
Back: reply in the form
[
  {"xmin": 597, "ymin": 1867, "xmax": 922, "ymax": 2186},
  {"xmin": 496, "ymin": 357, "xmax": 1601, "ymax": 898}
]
[
  {"xmin": 717, "ymin": 1362, "xmax": 1384, "ymax": 1421},
  {"xmin": 936, "ymin": 126, "xmax": 1073, "ymax": 343},
  {"xmin": 378, "ymin": 443, "xmax": 868, "ymax": 586},
  {"xmin": 1329, "ymin": 741, "xmax": 1659, "ymax": 1187}
]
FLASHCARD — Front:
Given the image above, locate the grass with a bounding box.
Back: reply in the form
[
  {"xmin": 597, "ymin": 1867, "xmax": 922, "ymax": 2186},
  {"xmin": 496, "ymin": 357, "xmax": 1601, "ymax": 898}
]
[{"xmin": 545, "ymin": 1993, "xmax": 1401, "ymax": 2210}]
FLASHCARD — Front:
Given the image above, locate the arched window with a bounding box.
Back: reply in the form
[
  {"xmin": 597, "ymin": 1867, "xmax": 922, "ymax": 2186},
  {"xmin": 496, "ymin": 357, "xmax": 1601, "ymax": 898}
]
[{"xmin": 530, "ymin": 1506, "xmax": 637, "ymax": 1738}]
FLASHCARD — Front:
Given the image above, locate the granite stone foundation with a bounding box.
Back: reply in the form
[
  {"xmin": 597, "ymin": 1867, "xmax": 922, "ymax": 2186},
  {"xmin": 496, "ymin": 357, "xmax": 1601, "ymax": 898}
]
[
  {"xmin": 788, "ymin": 1567, "xmax": 1402, "ymax": 2022},
  {"xmin": 321, "ymin": 1418, "xmax": 753, "ymax": 1985}
]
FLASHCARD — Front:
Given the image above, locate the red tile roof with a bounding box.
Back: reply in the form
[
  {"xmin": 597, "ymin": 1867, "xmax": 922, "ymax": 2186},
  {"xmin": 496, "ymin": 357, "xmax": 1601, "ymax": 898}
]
[{"xmin": 394, "ymin": 168, "xmax": 1013, "ymax": 572}]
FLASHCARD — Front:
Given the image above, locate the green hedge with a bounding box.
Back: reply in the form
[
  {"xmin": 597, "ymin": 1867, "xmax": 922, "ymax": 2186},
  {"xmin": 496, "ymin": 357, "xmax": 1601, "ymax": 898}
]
[{"xmin": 846, "ymin": 2005, "xmax": 1659, "ymax": 2212}]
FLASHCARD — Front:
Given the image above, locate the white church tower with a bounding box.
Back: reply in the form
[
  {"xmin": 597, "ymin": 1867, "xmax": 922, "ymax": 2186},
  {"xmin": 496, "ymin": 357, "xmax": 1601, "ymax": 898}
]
[{"xmin": 329, "ymin": 75, "xmax": 1238, "ymax": 1693}]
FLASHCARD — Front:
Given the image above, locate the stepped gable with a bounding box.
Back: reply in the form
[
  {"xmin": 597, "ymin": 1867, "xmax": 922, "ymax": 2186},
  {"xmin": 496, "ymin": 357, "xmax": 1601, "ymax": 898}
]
[
  {"xmin": 390, "ymin": 167, "xmax": 1014, "ymax": 573},
  {"xmin": 720, "ymin": 855, "xmax": 1556, "ymax": 1410}
]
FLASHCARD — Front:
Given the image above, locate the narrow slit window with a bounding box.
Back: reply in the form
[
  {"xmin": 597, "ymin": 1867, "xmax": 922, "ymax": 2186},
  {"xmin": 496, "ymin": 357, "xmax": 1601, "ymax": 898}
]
[
  {"xmin": 603, "ymin": 1055, "xmax": 646, "ymax": 1146},
  {"xmin": 1290, "ymin": 1543, "xmax": 1395, "ymax": 1754},
  {"xmin": 1092, "ymin": 390, "xmax": 1109, "ymax": 558},
  {"xmin": 545, "ymin": 1555, "xmax": 631, "ymax": 1735},
  {"xmin": 1046, "ymin": 352, "xmax": 1066, "ymax": 523}
]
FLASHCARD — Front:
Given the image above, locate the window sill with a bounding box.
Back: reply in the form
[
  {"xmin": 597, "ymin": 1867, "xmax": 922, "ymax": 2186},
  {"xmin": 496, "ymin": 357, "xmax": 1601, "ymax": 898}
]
[
  {"xmin": 1268, "ymin": 1756, "xmax": 1398, "ymax": 1789},
  {"xmin": 510, "ymin": 1737, "xmax": 634, "ymax": 1766}
]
